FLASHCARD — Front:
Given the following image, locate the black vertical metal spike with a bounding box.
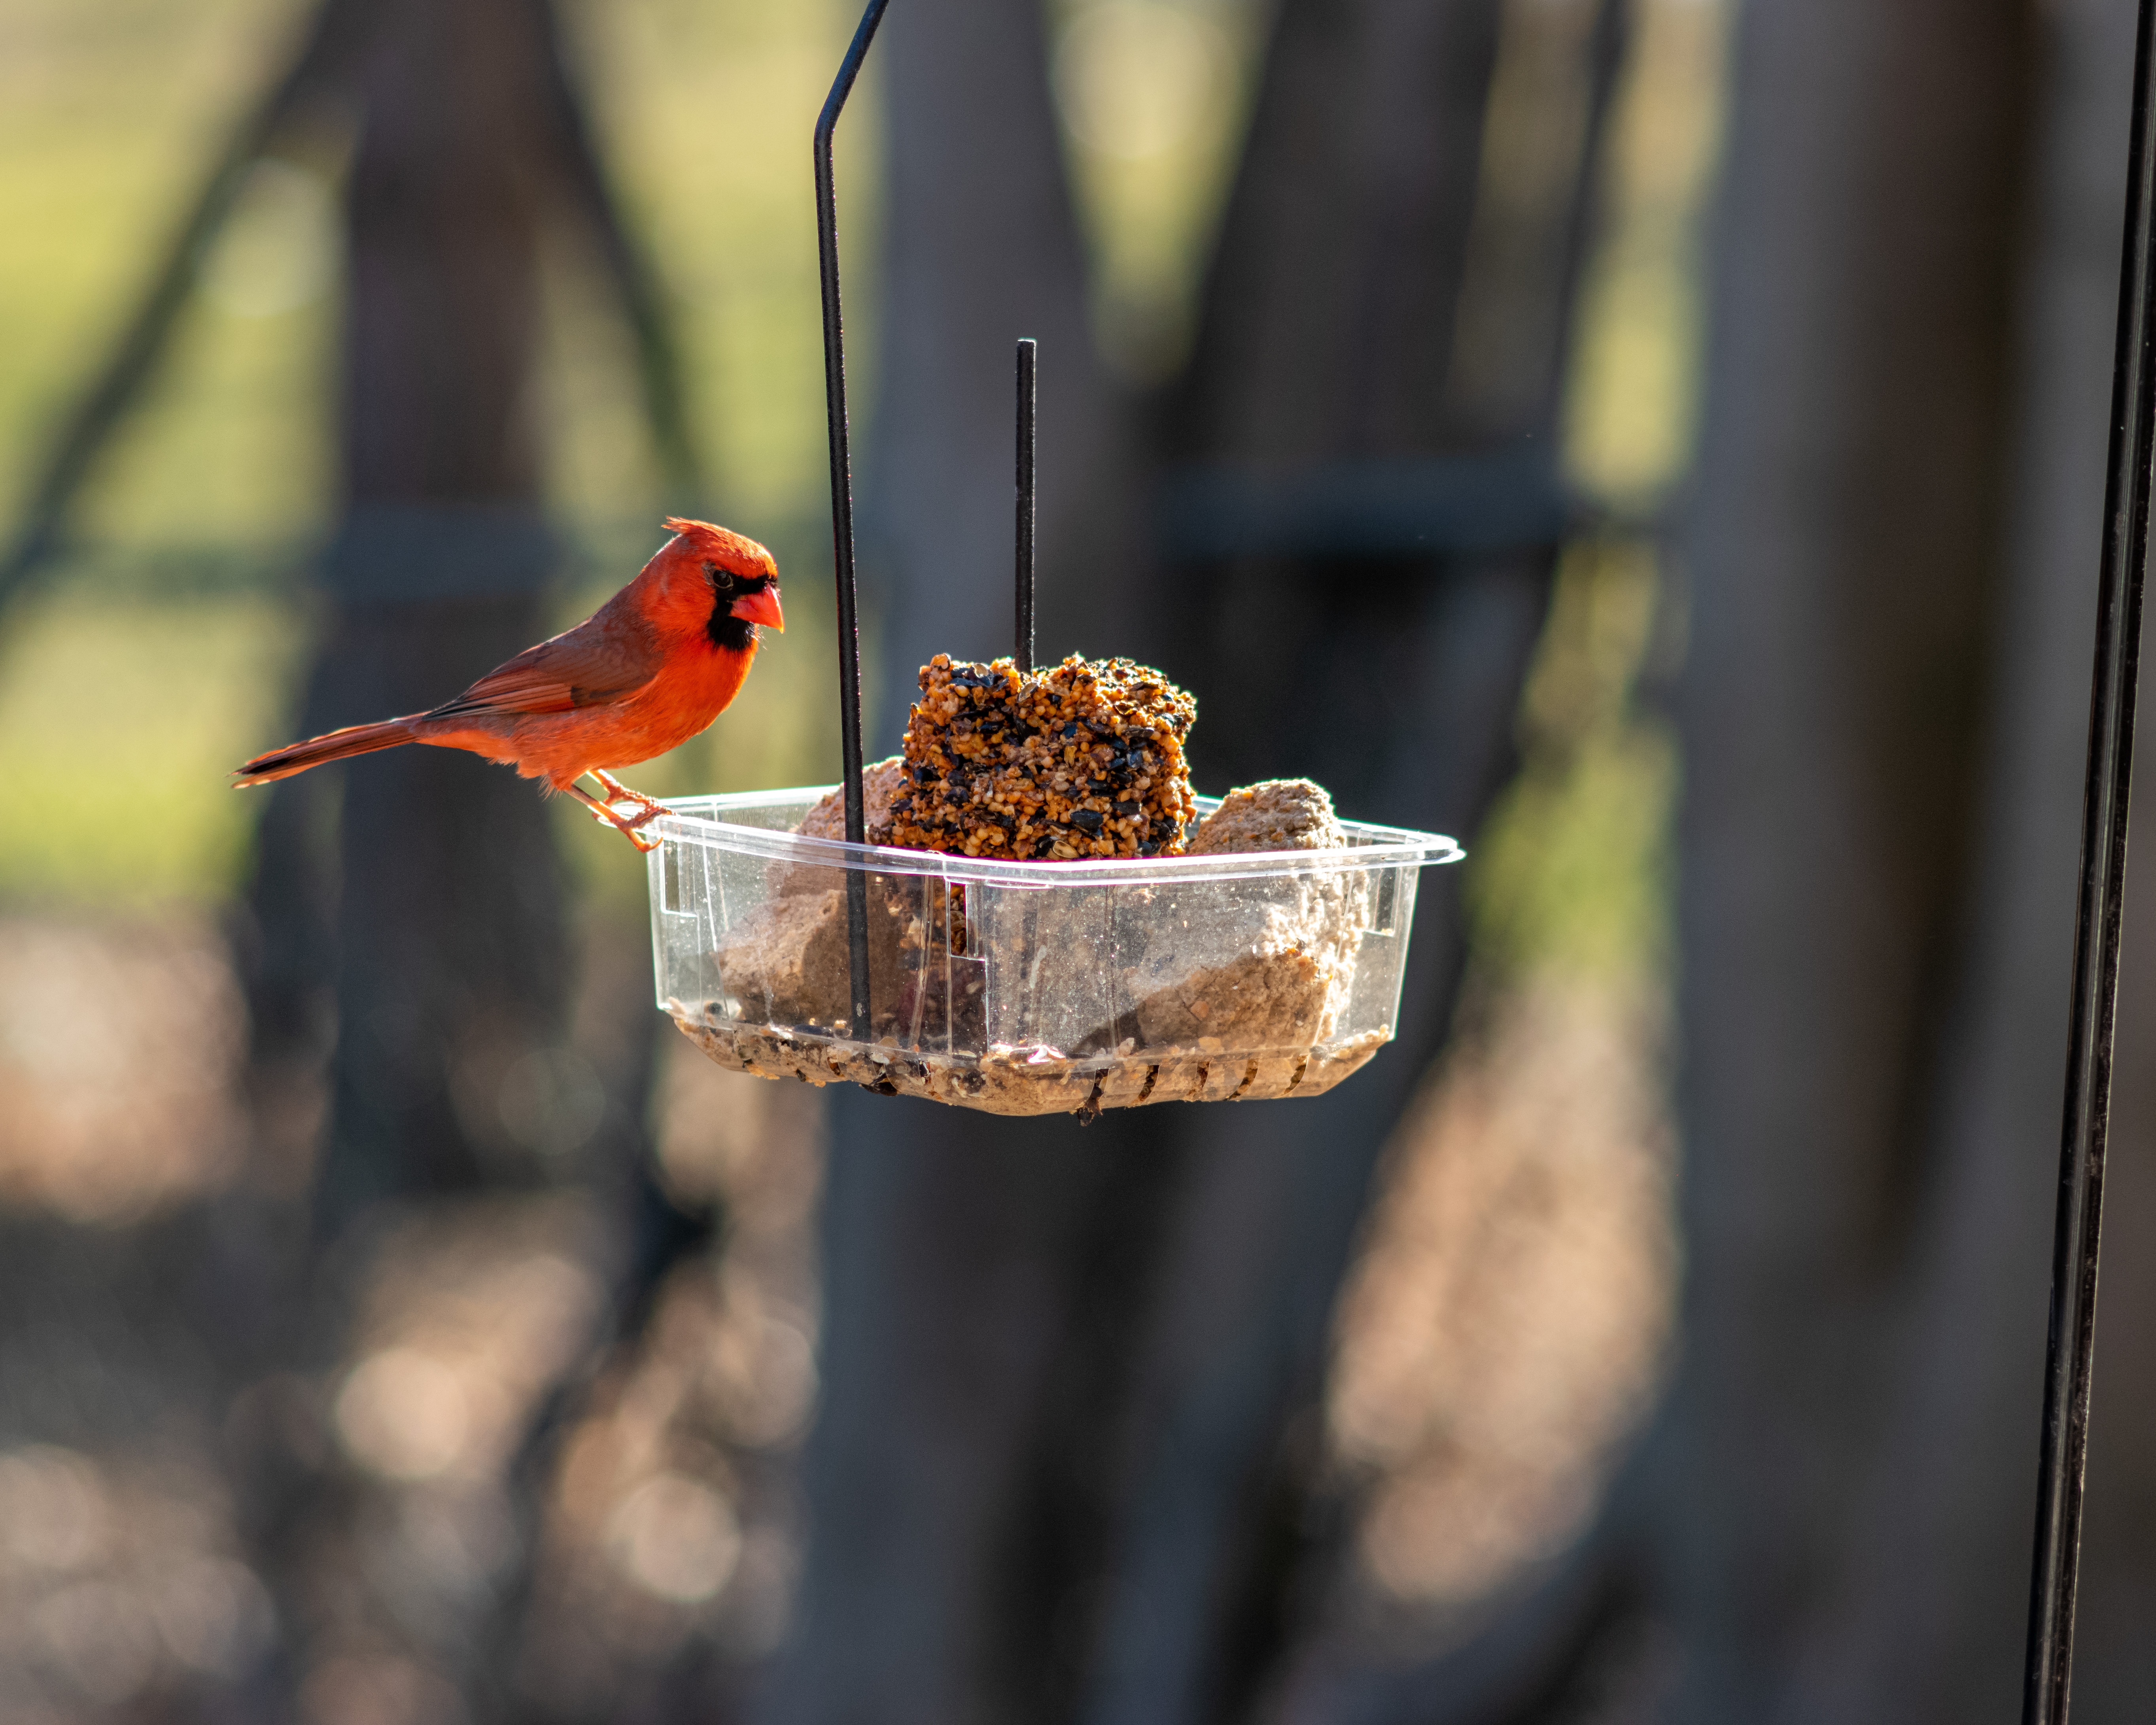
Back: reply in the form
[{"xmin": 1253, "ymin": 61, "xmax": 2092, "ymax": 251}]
[
  {"xmin": 813, "ymin": 0, "xmax": 891, "ymax": 1037},
  {"xmin": 1016, "ymin": 337, "xmax": 1037, "ymax": 672},
  {"xmin": 2023, "ymin": 0, "xmax": 2156, "ymax": 1716}
]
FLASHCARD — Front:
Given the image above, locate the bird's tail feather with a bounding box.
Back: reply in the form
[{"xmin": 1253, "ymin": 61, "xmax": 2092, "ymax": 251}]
[{"xmin": 233, "ymin": 717, "xmax": 419, "ymax": 786}]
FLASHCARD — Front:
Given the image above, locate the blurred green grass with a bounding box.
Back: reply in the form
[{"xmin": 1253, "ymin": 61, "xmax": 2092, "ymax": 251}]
[{"xmin": 0, "ymin": 591, "xmax": 301, "ymax": 904}]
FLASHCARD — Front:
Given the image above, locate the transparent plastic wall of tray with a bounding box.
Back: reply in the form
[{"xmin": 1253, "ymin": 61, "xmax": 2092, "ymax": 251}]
[
  {"xmin": 1336, "ymin": 859, "xmax": 1419, "ymax": 1043},
  {"xmin": 652, "ymin": 831, "xmax": 777, "ymax": 1028},
  {"xmin": 874, "ymin": 866, "xmax": 969, "ymax": 1055},
  {"xmin": 1144, "ymin": 865, "xmax": 1358, "ymax": 1056},
  {"xmin": 973, "ymin": 880, "xmax": 1118, "ymax": 1057},
  {"xmin": 651, "ymin": 834, "xmax": 716, "ymax": 1011}
]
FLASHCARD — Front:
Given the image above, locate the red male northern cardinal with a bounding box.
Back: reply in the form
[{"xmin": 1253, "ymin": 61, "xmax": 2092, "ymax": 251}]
[{"xmin": 234, "ymin": 518, "xmax": 783, "ymax": 851}]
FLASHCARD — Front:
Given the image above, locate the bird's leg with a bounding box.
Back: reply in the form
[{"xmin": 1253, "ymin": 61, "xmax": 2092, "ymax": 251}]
[
  {"xmin": 563, "ymin": 782, "xmax": 665, "ymax": 853},
  {"xmin": 589, "ymin": 769, "xmax": 672, "ymax": 830}
]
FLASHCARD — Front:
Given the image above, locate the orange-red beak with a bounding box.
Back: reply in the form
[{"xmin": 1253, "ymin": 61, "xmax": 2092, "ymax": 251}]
[{"xmin": 730, "ymin": 584, "xmax": 785, "ymax": 632}]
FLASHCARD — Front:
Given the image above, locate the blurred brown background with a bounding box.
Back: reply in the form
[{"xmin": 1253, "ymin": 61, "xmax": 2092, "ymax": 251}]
[{"xmin": 0, "ymin": 0, "xmax": 2149, "ymax": 1720}]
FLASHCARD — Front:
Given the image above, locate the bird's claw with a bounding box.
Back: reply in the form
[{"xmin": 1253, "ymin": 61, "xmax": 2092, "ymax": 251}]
[
  {"xmin": 592, "ymin": 770, "xmax": 670, "ymax": 824},
  {"xmin": 565, "ymin": 778, "xmax": 673, "ymax": 854},
  {"xmin": 597, "ymin": 796, "xmax": 669, "ymax": 851},
  {"xmin": 592, "ymin": 805, "xmax": 664, "ymax": 853},
  {"xmin": 582, "ymin": 771, "xmax": 673, "ymax": 849}
]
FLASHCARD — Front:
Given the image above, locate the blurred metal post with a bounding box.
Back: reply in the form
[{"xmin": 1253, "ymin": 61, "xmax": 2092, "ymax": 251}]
[
  {"xmin": 2023, "ymin": 0, "xmax": 2156, "ymax": 1715},
  {"xmin": 814, "ymin": 0, "xmax": 892, "ymax": 1034}
]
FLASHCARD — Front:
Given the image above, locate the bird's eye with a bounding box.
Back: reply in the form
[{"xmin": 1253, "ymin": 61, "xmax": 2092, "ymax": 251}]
[{"xmin": 702, "ymin": 560, "xmax": 735, "ymax": 592}]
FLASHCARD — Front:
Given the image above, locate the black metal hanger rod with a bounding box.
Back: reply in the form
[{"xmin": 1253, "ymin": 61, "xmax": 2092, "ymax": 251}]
[
  {"xmin": 814, "ymin": 0, "xmax": 891, "ymax": 1035},
  {"xmin": 1016, "ymin": 337, "xmax": 1037, "ymax": 672},
  {"xmin": 2023, "ymin": 0, "xmax": 2156, "ymax": 1715}
]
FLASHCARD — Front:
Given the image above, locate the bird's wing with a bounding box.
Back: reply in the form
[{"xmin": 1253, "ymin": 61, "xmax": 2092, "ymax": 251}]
[{"xmin": 427, "ymin": 617, "xmax": 660, "ymax": 720}]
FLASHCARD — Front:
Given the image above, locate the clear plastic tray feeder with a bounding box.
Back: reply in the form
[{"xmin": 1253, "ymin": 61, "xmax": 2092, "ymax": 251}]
[
  {"xmin": 645, "ymin": 0, "xmax": 1462, "ymax": 1113},
  {"xmin": 650, "ymin": 789, "xmax": 1462, "ymax": 1115}
]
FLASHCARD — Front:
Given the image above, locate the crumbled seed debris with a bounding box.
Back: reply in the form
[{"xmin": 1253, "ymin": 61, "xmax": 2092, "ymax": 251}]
[
  {"xmin": 886, "ymin": 654, "xmax": 1199, "ymax": 859},
  {"xmin": 667, "ymin": 1006, "xmax": 1388, "ymax": 1116}
]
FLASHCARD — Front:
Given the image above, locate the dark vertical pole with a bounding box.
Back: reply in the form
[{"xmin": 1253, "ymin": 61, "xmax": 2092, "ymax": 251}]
[
  {"xmin": 1016, "ymin": 337, "xmax": 1037, "ymax": 671},
  {"xmin": 2023, "ymin": 0, "xmax": 2156, "ymax": 1716},
  {"xmin": 814, "ymin": 0, "xmax": 891, "ymax": 1035},
  {"xmin": 313, "ymin": 0, "xmax": 571, "ymax": 1228}
]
